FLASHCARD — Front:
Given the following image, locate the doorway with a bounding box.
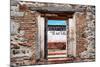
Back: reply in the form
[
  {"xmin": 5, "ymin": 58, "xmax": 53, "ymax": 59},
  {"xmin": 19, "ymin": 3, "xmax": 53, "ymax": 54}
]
[{"xmin": 45, "ymin": 19, "xmax": 68, "ymax": 61}]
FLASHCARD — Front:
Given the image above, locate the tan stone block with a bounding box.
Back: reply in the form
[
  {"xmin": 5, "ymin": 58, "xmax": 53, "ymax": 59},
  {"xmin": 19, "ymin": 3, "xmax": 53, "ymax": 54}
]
[
  {"xmin": 20, "ymin": 23, "xmax": 37, "ymax": 28},
  {"xmin": 20, "ymin": 27, "xmax": 35, "ymax": 30}
]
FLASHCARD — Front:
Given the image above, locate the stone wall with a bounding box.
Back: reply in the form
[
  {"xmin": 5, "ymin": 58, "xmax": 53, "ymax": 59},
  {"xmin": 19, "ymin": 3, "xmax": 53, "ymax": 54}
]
[
  {"xmin": 11, "ymin": 2, "xmax": 39, "ymax": 66},
  {"xmin": 11, "ymin": 0, "xmax": 95, "ymax": 66},
  {"xmin": 75, "ymin": 6, "xmax": 95, "ymax": 60}
]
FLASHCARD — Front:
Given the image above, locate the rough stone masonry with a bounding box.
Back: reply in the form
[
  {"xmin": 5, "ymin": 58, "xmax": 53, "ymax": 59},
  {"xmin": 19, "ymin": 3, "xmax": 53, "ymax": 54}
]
[{"xmin": 10, "ymin": 0, "xmax": 95, "ymax": 66}]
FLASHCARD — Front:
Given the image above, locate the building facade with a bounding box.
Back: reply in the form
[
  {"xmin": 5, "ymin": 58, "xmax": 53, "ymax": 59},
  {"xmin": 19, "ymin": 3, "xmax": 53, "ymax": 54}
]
[{"xmin": 11, "ymin": 0, "xmax": 95, "ymax": 66}]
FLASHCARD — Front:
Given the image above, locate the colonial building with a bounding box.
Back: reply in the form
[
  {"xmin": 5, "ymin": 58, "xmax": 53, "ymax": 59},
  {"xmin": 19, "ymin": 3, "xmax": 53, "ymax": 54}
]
[{"xmin": 11, "ymin": 0, "xmax": 95, "ymax": 66}]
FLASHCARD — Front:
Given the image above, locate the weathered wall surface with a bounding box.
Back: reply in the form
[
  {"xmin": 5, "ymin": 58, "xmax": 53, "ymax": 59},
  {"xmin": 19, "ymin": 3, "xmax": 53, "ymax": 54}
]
[
  {"xmin": 11, "ymin": 0, "xmax": 95, "ymax": 66},
  {"xmin": 75, "ymin": 6, "xmax": 95, "ymax": 60},
  {"xmin": 11, "ymin": 2, "xmax": 39, "ymax": 66}
]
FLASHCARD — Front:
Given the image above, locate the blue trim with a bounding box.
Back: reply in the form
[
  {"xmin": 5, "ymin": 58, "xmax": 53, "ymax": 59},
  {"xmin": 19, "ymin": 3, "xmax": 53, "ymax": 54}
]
[{"xmin": 48, "ymin": 20, "xmax": 66, "ymax": 25}]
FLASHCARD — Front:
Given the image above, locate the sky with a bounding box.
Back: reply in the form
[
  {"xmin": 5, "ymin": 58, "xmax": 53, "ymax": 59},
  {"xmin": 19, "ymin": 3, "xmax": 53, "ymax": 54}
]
[{"xmin": 48, "ymin": 20, "xmax": 66, "ymax": 25}]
